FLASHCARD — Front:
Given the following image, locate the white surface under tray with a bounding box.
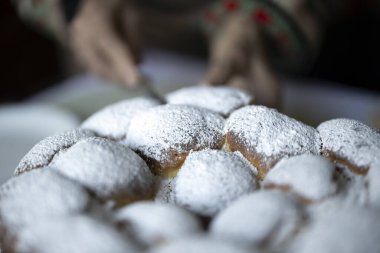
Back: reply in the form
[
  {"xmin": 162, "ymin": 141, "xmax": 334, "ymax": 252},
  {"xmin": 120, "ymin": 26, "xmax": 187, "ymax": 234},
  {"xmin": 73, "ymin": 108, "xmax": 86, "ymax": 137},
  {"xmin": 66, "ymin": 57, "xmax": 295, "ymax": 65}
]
[{"xmin": 0, "ymin": 104, "xmax": 79, "ymax": 184}]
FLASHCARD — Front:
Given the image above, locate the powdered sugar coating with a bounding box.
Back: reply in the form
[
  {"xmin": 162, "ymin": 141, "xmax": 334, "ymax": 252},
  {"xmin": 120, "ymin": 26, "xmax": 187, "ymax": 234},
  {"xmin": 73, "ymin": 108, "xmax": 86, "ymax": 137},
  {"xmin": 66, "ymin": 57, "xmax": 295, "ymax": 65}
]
[
  {"xmin": 15, "ymin": 129, "xmax": 95, "ymax": 175},
  {"xmin": 174, "ymin": 150, "xmax": 258, "ymax": 217},
  {"xmin": 263, "ymin": 154, "xmax": 337, "ymax": 201},
  {"xmin": 332, "ymin": 165, "xmax": 368, "ymax": 206},
  {"xmin": 14, "ymin": 216, "xmax": 139, "ymax": 253},
  {"xmin": 288, "ymin": 208, "xmax": 380, "ymax": 253},
  {"xmin": 305, "ymin": 195, "xmax": 365, "ymax": 223},
  {"xmin": 225, "ymin": 106, "xmax": 320, "ymax": 174},
  {"xmin": 114, "ymin": 201, "xmax": 202, "ymax": 246},
  {"xmin": 368, "ymin": 161, "xmax": 380, "ymax": 209},
  {"xmin": 317, "ymin": 118, "xmax": 380, "ymax": 173},
  {"xmin": 154, "ymin": 178, "xmax": 176, "ymax": 204},
  {"xmin": 125, "ymin": 105, "xmax": 225, "ymax": 175},
  {"xmin": 147, "ymin": 237, "xmax": 257, "ymax": 253},
  {"xmin": 210, "ymin": 190, "xmax": 305, "ymax": 249},
  {"xmin": 0, "ymin": 169, "xmax": 90, "ymax": 235},
  {"xmin": 50, "ymin": 137, "xmax": 155, "ymax": 200},
  {"xmin": 81, "ymin": 97, "xmax": 161, "ymax": 140},
  {"xmin": 166, "ymin": 86, "xmax": 253, "ymax": 117}
]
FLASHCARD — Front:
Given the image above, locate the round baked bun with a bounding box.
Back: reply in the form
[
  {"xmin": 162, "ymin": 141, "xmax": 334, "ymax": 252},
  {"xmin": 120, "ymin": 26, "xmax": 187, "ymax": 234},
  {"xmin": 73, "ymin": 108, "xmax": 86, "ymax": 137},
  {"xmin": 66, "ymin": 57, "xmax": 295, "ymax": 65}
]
[
  {"xmin": 114, "ymin": 201, "xmax": 202, "ymax": 247},
  {"xmin": 147, "ymin": 237, "xmax": 257, "ymax": 253},
  {"xmin": 9, "ymin": 216, "xmax": 139, "ymax": 253},
  {"xmin": 174, "ymin": 150, "xmax": 258, "ymax": 216},
  {"xmin": 262, "ymin": 154, "xmax": 337, "ymax": 202},
  {"xmin": 288, "ymin": 208, "xmax": 380, "ymax": 253},
  {"xmin": 125, "ymin": 104, "xmax": 225, "ymax": 177},
  {"xmin": 0, "ymin": 169, "xmax": 91, "ymax": 240},
  {"xmin": 317, "ymin": 118, "xmax": 380, "ymax": 174},
  {"xmin": 210, "ymin": 190, "xmax": 305, "ymax": 250},
  {"xmin": 166, "ymin": 86, "xmax": 253, "ymax": 117},
  {"xmin": 225, "ymin": 105, "xmax": 320, "ymax": 178},
  {"xmin": 50, "ymin": 137, "xmax": 155, "ymax": 204},
  {"xmin": 81, "ymin": 97, "xmax": 161, "ymax": 140},
  {"xmin": 15, "ymin": 129, "xmax": 95, "ymax": 175}
]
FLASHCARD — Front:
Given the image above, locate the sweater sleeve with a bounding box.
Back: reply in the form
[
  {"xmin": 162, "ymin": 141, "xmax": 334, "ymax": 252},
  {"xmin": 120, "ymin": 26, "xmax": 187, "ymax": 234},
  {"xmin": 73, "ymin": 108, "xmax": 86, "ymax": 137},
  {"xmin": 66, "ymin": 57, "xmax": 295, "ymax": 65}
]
[{"xmin": 201, "ymin": 0, "xmax": 319, "ymax": 73}]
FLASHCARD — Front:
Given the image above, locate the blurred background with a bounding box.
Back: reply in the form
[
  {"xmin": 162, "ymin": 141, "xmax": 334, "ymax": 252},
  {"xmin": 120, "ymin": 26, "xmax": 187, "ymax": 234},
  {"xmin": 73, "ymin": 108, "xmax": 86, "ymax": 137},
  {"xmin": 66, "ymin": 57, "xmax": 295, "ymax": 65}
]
[
  {"xmin": 1, "ymin": 0, "xmax": 380, "ymax": 102},
  {"xmin": 0, "ymin": 0, "xmax": 379, "ymax": 183}
]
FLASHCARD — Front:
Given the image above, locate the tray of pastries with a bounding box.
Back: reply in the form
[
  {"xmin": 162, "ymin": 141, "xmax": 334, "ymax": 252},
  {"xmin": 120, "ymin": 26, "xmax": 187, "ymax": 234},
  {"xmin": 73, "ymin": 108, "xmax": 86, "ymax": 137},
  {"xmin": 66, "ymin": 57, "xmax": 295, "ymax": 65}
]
[{"xmin": 1, "ymin": 86, "xmax": 379, "ymax": 253}]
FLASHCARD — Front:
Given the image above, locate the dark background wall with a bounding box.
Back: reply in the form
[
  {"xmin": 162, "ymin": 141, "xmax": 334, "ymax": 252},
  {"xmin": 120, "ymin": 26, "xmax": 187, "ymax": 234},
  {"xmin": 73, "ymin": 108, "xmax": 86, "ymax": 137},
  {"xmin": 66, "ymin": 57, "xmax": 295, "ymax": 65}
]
[
  {"xmin": 309, "ymin": 7, "xmax": 380, "ymax": 91},
  {"xmin": 0, "ymin": 1, "xmax": 379, "ymax": 103},
  {"xmin": 0, "ymin": 1, "xmax": 62, "ymax": 102}
]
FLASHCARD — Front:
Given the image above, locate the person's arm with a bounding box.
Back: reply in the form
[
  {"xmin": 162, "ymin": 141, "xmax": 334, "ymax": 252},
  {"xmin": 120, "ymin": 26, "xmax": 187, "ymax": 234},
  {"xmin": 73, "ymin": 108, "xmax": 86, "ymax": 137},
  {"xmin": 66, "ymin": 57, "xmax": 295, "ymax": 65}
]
[
  {"xmin": 13, "ymin": 0, "xmax": 142, "ymax": 87},
  {"xmin": 202, "ymin": 13, "xmax": 280, "ymax": 108},
  {"xmin": 200, "ymin": 0, "xmax": 322, "ymax": 108},
  {"xmin": 69, "ymin": 0, "xmax": 142, "ymax": 86}
]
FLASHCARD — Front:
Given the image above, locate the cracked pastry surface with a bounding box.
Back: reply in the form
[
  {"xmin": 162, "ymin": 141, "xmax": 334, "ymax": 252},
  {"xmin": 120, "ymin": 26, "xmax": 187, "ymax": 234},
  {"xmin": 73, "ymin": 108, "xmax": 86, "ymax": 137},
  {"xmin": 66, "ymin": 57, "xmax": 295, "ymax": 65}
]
[
  {"xmin": 317, "ymin": 118, "xmax": 380, "ymax": 174},
  {"xmin": 125, "ymin": 104, "xmax": 225, "ymax": 176},
  {"xmin": 224, "ymin": 105, "xmax": 320, "ymax": 178}
]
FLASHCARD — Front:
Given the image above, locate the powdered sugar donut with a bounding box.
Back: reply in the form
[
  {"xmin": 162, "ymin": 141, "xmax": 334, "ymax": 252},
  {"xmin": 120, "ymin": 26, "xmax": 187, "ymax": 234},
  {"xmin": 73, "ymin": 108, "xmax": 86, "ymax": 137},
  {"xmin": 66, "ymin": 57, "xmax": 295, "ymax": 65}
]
[
  {"xmin": 15, "ymin": 128, "xmax": 95, "ymax": 175},
  {"xmin": 262, "ymin": 154, "xmax": 337, "ymax": 201},
  {"xmin": 81, "ymin": 97, "xmax": 161, "ymax": 140},
  {"xmin": 147, "ymin": 237, "xmax": 257, "ymax": 253},
  {"xmin": 317, "ymin": 118, "xmax": 380, "ymax": 174},
  {"xmin": 125, "ymin": 105, "xmax": 225, "ymax": 176},
  {"xmin": 288, "ymin": 208, "xmax": 380, "ymax": 253},
  {"xmin": 9, "ymin": 216, "xmax": 139, "ymax": 253},
  {"xmin": 166, "ymin": 86, "xmax": 253, "ymax": 117},
  {"xmin": 225, "ymin": 106, "xmax": 320, "ymax": 178},
  {"xmin": 210, "ymin": 190, "xmax": 305, "ymax": 250},
  {"xmin": 0, "ymin": 169, "xmax": 91, "ymax": 239},
  {"xmin": 114, "ymin": 201, "xmax": 202, "ymax": 247},
  {"xmin": 50, "ymin": 137, "xmax": 155, "ymax": 203},
  {"xmin": 174, "ymin": 150, "xmax": 258, "ymax": 217}
]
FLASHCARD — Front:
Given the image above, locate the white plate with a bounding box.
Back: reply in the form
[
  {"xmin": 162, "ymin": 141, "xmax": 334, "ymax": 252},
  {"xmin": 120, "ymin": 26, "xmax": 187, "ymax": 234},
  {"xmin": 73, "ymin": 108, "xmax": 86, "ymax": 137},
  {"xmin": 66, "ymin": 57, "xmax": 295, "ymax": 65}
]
[{"xmin": 0, "ymin": 103, "xmax": 79, "ymax": 184}]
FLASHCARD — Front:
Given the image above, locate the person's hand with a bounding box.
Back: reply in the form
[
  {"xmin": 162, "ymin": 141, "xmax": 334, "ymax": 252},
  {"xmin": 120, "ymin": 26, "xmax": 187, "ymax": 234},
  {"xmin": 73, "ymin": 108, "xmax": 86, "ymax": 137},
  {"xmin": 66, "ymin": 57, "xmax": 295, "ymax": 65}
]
[
  {"xmin": 201, "ymin": 14, "xmax": 280, "ymax": 108},
  {"xmin": 68, "ymin": 0, "xmax": 142, "ymax": 87}
]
